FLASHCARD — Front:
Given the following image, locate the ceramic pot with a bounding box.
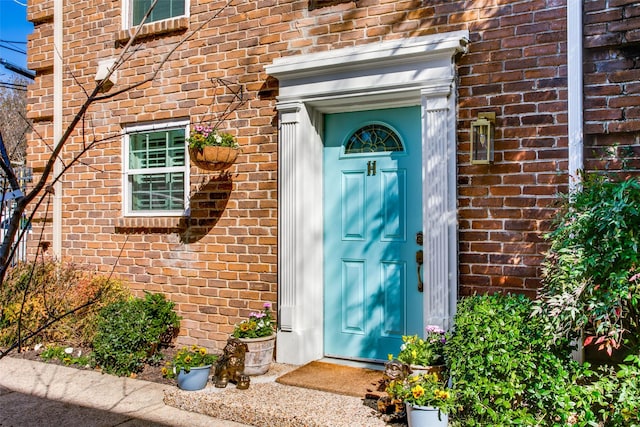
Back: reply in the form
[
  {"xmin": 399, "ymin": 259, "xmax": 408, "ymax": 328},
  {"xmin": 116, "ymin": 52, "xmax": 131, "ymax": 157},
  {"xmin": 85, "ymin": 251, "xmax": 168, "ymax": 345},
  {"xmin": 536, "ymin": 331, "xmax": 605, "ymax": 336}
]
[
  {"xmin": 176, "ymin": 365, "xmax": 211, "ymax": 391},
  {"xmin": 238, "ymin": 334, "xmax": 275, "ymax": 375},
  {"xmin": 406, "ymin": 403, "xmax": 448, "ymax": 427}
]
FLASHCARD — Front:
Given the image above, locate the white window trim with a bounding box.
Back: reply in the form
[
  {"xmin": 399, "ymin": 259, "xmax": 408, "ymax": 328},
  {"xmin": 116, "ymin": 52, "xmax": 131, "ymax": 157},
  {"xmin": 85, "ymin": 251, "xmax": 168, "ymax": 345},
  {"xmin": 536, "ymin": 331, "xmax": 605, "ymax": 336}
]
[
  {"xmin": 121, "ymin": 0, "xmax": 190, "ymax": 30},
  {"xmin": 122, "ymin": 119, "xmax": 190, "ymax": 217}
]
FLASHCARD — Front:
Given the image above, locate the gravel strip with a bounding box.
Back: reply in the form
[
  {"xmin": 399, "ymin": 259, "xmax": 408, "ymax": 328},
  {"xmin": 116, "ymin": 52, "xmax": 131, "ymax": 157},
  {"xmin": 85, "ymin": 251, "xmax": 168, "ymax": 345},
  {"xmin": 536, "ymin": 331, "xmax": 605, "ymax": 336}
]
[{"xmin": 163, "ymin": 363, "xmax": 396, "ymax": 427}]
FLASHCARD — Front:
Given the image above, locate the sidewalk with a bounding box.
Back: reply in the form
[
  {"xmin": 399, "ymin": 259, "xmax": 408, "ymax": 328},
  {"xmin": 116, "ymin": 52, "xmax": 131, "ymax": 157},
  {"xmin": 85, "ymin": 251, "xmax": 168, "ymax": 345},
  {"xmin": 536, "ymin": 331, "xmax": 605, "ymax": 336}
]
[{"xmin": 0, "ymin": 356, "xmax": 248, "ymax": 427}]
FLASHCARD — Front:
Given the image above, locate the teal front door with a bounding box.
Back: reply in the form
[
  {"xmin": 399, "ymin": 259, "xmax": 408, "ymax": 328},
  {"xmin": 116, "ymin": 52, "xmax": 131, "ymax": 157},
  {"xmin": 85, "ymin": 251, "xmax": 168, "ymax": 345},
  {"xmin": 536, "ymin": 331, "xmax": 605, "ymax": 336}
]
[{"xmin": 323, "ymin": 106, "xmax": 423, "ymax": 362}]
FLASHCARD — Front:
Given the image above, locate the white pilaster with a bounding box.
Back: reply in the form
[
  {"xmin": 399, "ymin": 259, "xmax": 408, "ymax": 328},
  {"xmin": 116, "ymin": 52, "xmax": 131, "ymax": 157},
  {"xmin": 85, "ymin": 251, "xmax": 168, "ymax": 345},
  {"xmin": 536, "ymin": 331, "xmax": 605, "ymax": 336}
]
[
  {"xmin": 276, "ymin": 102, "xmax": 324, "ymax": 365},
  {"xmin": 277, "ymin": 103, "xmax": 301, "ymax": 333},
  {"xmin": 422, "ymin": 86, "xmax": 457, "ymax": 330}
]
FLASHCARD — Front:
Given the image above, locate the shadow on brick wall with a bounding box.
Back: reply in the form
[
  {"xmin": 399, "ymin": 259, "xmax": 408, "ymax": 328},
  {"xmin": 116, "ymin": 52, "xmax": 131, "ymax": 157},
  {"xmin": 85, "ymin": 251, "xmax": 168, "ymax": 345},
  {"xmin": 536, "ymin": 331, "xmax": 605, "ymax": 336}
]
[{"xmin": 178, "ymin": 172, "xmax": 232, "ymax": 243}]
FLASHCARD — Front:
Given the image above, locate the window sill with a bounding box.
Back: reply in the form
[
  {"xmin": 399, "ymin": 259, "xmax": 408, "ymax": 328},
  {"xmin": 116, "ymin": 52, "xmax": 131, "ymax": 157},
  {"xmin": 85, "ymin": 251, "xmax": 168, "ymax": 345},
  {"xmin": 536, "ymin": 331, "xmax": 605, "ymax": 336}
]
[
  {"xmin": 114, "ymin": 216, "xmax": 186, "ymax": 232},
  {"xmin": 116, "ymin": 16, "xmax": 189, "ymax": 45}
]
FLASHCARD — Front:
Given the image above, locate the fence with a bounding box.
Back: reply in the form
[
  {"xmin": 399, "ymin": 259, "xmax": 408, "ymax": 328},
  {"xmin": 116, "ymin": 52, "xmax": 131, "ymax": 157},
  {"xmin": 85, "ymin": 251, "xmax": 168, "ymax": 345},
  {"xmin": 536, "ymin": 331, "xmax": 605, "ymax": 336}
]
[{"xmin": 0, "ymin": 166, "xmax": 32, "ymax": 265}]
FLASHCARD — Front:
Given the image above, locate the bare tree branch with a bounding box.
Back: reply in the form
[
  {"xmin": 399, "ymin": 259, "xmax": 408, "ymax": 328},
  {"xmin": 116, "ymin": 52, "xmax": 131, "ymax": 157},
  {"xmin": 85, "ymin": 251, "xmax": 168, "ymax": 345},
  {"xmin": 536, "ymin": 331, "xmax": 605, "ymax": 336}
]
[{"xmin": 0, "ymin": 0, "xmax": 237, "ymax": 290}]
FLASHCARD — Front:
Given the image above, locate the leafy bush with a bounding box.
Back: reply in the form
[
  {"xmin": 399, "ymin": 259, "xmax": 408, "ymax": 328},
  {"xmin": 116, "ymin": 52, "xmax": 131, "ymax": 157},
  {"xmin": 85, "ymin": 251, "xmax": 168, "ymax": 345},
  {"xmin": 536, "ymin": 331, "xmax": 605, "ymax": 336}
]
[
  {"xmin": 139, "ymin": 291, "xmax": 181, "ymax": 346},
  {"xmin": 445, "ymin": 294, "xmax": 597, "ymax": 426},
  {"xmin": 534, "ymin": 175, "xmax": 640, "ymax": 356},
  {"xmin": 592, "ymin": 353, "xmax": 640, "ymax": 425},
  {"xmin": 0, "ymin": 261, "xmax": 129, "ymax": 348},
  {"xmin": 92, "ymin": 293, "xmax": 180, "ymax": 376}
]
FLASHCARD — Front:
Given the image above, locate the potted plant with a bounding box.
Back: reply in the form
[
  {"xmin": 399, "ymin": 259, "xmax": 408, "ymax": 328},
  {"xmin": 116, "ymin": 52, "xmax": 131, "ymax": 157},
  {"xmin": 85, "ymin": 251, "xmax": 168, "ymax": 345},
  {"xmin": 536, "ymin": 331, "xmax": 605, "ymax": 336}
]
[
  {"xmin": 232, "ymin": 302, "xmax": 275, "ymax": 375},
  {"xmin": 394, "ymin": 325, "xmax": 446, "ymax": 377},
  {"xmin": 187, "ymin": 124, "xmax": 239, "ymax": 171},
  {"xmin": 386, "ymin": 372, "xmax": 455, "ymax": 427},
  {"xmin": 162, "ymin": 345, "xmax": 217, "ymax": 391}
]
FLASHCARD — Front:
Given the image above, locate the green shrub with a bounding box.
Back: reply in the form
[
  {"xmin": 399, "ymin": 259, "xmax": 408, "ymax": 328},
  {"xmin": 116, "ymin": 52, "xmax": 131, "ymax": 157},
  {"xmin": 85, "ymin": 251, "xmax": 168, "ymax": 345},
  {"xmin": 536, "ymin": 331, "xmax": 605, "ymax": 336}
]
[
  {"xmin": 534, "ymin": 175, "xmax": 640, "ymax": 356},
  {"xmin": 139, "ymin": 291, "xmax": 181, "ymax": 346},
  {"xmin": 92, "ymin": 293, "xmax": 180, "ymax": 376},
  {"xmin": 592, "ymin": 353, "xmax": 640, "ymax": 425},
  {"xmin": 445, "ymin": 294, "xmax": 597, "ymax": 426},
  {"xmin": 0, "ymin": 261, "xmax": 129, "ymax": 348}
]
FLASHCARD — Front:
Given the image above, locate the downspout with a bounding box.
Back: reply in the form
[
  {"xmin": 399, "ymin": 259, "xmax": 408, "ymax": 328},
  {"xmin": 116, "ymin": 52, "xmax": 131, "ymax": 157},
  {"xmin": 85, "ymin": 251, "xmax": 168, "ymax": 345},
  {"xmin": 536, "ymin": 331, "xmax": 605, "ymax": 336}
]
[
  {"xmin": 53, "ymin": 0, "xmax": 63, "ymax": 256},
  {"xmin": 567, "ymin": 0, "xmax": 584, "ymax": 363},
  {"xmin": 567, "ymin": 0, "xmax": 584, "ymax": 192}
]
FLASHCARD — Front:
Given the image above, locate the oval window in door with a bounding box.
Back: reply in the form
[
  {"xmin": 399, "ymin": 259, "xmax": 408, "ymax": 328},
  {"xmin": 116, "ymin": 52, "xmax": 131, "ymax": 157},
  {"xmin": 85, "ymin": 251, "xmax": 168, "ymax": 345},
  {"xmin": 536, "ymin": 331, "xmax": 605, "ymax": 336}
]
[{"xmin": 344, "ymin": 123, "xmax": 404, "ymax": 154}]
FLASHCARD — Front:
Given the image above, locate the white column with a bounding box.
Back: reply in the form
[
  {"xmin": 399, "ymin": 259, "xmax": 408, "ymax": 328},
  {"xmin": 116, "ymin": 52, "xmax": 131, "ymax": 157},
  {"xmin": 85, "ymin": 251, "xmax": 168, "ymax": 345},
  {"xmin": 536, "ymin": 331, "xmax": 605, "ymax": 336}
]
[{"xmin": 422, "ymin": 87, "xmax": 456, "ymax": 330}]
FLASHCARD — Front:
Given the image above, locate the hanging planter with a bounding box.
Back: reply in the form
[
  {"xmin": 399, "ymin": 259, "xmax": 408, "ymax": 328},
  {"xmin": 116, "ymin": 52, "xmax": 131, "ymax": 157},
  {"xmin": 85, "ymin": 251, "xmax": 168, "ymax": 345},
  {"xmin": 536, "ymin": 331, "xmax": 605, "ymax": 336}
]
[
  {"xmin": 187, "ymin": 125, "xmax": 239, "ymax": 171},
  {"xmin": 189, "ymin": 145, "xmax": 239, "ymax": 171}
]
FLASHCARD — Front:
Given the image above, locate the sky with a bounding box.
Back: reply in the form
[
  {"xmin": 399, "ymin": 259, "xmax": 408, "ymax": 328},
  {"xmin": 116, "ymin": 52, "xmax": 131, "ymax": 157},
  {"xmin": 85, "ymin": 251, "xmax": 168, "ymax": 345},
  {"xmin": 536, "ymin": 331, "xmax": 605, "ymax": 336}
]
[{"xmin": 0, "ymin": 0, "xmax": 33, "ymax": 77}]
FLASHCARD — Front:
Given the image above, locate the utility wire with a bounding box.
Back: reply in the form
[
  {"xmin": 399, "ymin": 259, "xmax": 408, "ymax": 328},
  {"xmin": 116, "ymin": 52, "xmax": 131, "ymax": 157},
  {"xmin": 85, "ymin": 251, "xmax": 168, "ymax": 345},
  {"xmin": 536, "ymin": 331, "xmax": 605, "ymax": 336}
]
[
  {"xmin": 0, "ymin": 43, "xmax": 27, "ymax": 55},
  {"xmin": 0, "ymin": 82, "xmax": 28, "ymax": 91}
]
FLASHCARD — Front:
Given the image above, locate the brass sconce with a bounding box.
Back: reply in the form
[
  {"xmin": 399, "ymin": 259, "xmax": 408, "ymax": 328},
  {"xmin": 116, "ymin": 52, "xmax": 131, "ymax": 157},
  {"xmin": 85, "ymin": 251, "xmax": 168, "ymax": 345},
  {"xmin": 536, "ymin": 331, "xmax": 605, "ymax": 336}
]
[{"xmin": 470, "ymin": 112, "xmax": 495, "ymax": 164}]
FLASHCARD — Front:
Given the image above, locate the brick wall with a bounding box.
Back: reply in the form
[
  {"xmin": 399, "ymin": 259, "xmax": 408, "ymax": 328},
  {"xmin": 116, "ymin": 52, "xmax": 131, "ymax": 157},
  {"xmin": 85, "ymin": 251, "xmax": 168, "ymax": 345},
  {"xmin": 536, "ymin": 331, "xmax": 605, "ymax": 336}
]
[
  {"xmin": 24, "ymin": 0, "xmax": 602, "ymax": 349},
  {"xmin": 584, "ymin": 0, "xmax": 640, "ymax": 174}
]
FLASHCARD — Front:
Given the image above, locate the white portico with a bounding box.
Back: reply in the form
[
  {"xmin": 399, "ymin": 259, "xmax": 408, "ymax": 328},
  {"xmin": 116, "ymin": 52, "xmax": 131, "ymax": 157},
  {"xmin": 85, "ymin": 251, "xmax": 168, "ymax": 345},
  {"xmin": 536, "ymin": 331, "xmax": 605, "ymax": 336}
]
[{"xmin": 265, "ymin": 31, "xmax": 468, "ymax": 365}]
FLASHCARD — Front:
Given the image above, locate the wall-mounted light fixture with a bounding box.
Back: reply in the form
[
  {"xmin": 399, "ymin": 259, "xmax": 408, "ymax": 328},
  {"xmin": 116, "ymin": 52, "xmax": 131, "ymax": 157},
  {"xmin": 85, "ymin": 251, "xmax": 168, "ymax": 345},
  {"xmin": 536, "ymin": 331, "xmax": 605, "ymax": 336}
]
[
  {"xmin": 470, "ymin": 112, "xmax": 495, "ymax": 164},
  {"xmin": 95, "ymin": 58, "xmax": 118, "ymax": 92}
]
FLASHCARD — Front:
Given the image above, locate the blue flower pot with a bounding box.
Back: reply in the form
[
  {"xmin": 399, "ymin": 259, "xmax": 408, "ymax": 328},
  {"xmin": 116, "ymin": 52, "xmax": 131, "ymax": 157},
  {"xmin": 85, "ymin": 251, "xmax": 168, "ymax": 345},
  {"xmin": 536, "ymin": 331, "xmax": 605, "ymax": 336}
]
[{"xmin": 176, "ymin": 365, "xmax": 211, "ymax": 391}]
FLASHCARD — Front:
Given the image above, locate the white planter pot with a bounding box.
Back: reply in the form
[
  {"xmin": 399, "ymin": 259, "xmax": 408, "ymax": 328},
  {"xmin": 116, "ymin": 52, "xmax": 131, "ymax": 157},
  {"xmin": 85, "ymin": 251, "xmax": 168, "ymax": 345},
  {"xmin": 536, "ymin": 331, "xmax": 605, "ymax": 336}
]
[
  {"xmin": 406, "ymin": 403, "xmax": 448, "ymax": 427},
  {"xmin": 238, "ymin": 334, "xmax": 275, "ymax": 375}
]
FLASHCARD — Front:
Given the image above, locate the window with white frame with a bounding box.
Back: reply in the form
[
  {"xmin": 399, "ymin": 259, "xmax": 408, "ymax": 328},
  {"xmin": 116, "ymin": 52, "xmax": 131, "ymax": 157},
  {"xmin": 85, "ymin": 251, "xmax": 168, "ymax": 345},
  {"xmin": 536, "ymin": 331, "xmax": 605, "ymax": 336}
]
[
  {"xmin": 123, "ymin": 121, "xmax": 189, "ymax": 216},
  {"xmin": 125, "ymin": 0, "xmax": 188, "ymax": 28}
]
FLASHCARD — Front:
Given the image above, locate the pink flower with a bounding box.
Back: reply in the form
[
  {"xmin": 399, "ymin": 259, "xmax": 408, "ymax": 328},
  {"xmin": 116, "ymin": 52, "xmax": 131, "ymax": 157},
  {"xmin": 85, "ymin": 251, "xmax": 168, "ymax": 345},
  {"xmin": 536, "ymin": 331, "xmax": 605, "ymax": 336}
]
[
  {"xmin": 426, "ymin": 325, "xmax": 444, "ymax": 334},
  {"xmin": 263, "ymin": 302, "xmax": 271, "ymax": 309}
]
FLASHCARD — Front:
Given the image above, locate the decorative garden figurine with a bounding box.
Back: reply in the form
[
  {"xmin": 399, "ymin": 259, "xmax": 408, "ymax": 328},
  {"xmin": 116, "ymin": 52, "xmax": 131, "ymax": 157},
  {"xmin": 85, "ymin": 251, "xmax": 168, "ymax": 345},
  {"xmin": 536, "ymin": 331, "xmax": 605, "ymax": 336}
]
[{"xmin": 213, "ymin": 337, "xmax": 250, "ymax": 389}]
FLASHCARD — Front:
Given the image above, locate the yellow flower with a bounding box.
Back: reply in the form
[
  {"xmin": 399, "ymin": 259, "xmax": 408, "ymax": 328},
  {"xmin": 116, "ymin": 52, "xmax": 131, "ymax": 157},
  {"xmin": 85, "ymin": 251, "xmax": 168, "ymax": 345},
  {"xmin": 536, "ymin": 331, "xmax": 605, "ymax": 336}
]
[
  {"xmin": 411, "ymin": 349, "xmax": 417, "ymax": 359},
  {"xmin": 434, "ymin": 389, "xmax": 450, "ymax": 400},
  {"xmin": 161, "ymin": 367, "xmax": 168, "ymax": 376},
  {"xmin": 184, "ymin": 355, "xmax": 192, "ymax": 364},
  {"xmin": 388, "ymin": 353, "xmax": 393, "ymax": 361},
  {"xmin": 411, "ymin": 384, "xmax": 425, "ymax": 399},
  {"xmin": 199, "ymin": 347, "xmax": 207, "ymax": 356}
]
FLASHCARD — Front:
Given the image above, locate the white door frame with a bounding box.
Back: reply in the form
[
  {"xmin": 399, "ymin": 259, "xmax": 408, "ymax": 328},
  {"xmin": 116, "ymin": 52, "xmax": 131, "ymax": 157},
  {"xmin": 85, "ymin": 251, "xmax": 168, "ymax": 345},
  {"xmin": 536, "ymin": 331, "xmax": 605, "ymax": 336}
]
[{"xmin": 265, "ymin": 31, "xmax": 469, "ymax": 365}]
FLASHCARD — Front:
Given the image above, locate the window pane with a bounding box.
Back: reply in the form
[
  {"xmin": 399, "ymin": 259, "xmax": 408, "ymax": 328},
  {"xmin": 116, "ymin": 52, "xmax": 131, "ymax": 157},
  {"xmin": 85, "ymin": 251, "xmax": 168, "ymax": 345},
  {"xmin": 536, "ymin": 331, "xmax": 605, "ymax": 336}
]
[
  {"xmin": 129, "ymin": 129, "xmax": 185, "ymax": 169},
  {"xmin": 345, "ymin": 124, "xmax": 404, "ymax": 154},
  {"xmin": 132, "ymin": 0, "xmax": 185, "ymax": 26},
  {"xmin": 130, "ymin": 172, "xmax": 184, "ymax": 211}
]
